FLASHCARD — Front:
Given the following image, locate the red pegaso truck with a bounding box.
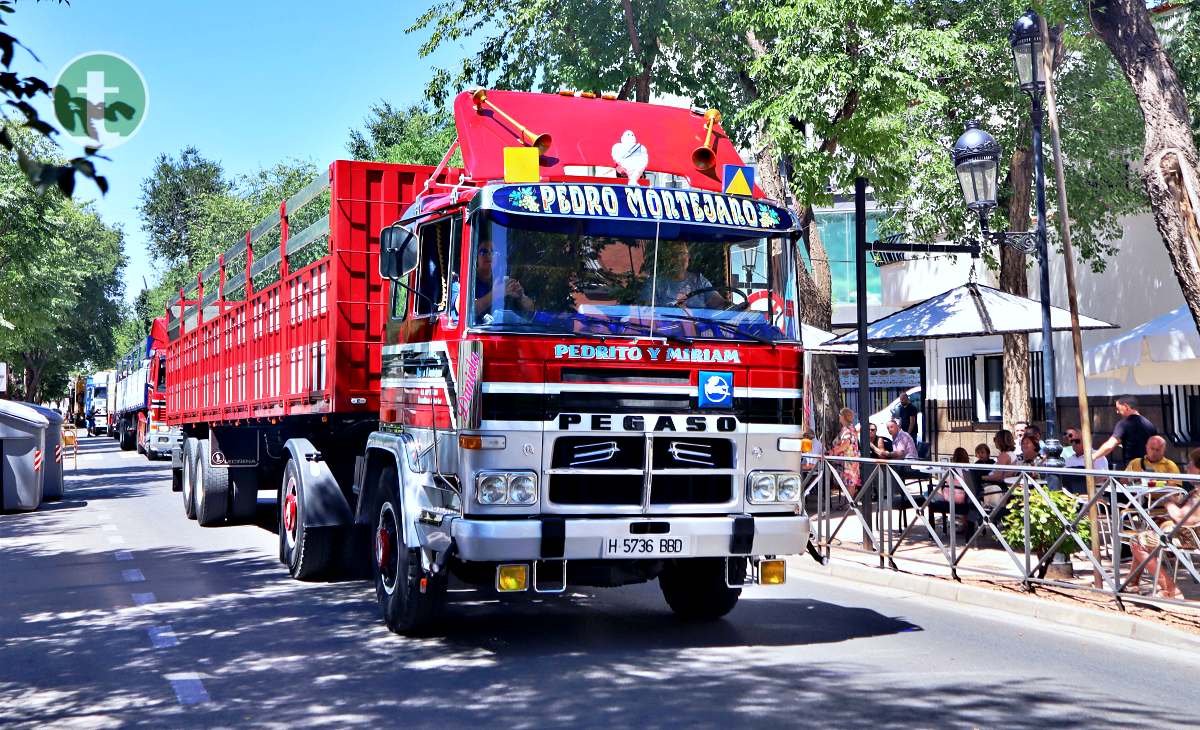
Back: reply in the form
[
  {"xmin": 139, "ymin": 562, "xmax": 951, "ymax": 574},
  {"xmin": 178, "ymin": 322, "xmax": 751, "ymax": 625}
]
[{"xmin": 167, "ymin": 89, "xmax": 810, "ymax": 634}]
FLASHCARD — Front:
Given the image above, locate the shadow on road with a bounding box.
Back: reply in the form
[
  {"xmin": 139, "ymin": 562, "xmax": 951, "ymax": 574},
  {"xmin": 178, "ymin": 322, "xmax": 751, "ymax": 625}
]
[
  {"xmin": 2, "ymin": 437, "xmax": 1196, "ymax": 728},
  {"xmin": 1, "ymin": 519, "xmax": 1193, "ymax": 729}
]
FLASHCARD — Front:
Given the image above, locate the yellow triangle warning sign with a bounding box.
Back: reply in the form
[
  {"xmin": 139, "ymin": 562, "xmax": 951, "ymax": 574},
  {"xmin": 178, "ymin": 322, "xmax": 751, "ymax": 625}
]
[{"xmin": 725, "ymin": 169, "xmax": 752, "ymax": 196}]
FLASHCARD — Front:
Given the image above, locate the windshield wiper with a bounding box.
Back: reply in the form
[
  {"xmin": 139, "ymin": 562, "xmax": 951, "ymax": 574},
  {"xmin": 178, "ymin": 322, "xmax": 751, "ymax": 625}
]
[
  {"xmin": 657, "ymin": 313, "xmax": 774, "ymax": 345},
  {"xmin": 569, "ymin": 312, "xmax": 693, "ymax": 344},
  {"xmin": 474, "ymin": 322, "xmax": 584, "ymax": 337}
]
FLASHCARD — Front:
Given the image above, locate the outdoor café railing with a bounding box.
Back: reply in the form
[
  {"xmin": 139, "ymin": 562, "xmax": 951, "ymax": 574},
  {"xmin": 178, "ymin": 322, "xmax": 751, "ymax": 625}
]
[{"xmin": 802, "ymin": 455, "xmax": 1200, "ymax": 610}]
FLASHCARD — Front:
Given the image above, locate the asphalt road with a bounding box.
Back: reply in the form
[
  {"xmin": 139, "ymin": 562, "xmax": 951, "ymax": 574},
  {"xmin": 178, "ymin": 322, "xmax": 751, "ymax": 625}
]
[{"xmin": 3, "ymin": 435, "xmax": 1200, "ymax": 729}]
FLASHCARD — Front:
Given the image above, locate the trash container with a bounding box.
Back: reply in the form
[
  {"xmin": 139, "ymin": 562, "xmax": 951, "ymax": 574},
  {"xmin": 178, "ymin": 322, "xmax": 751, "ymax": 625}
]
[
  {"xmin": 22, "ymin": 403, "xmax": 65, "ymax": 501},
  {"xmin": 0, "ymin": 400, "xmax": 48, "ymax": 511}
]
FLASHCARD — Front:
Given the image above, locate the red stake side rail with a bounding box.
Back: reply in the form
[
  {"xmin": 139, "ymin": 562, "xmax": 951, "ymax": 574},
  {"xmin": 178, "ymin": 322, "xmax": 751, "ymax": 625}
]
[{"xmin": 166, "ymin": 160, "xmax": 452, "ymax": 427}]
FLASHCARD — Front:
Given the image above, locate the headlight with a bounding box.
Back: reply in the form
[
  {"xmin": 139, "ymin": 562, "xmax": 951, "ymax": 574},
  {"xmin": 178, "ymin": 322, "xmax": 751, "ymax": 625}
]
[
  {"xmin": 478, "ymin": 475, "xmax": 508, "ymax": 504},
  {"xmin": 776, "ymin": 475, "xmax": 801, "ymax": 502},
  {"xmin": 508, "ymin": 474, "xmax": 537, "ymax": 504},
  {"xmin": 750, "ymin": 474, "xmax": 777, "ymax": 503},
  {"xmin": 475, "ymin": 471, "xmax": 538, "ymax": 506},
  {"xmin": 747, "ymin": 471, "xmax": 802, "ymax": 504}
]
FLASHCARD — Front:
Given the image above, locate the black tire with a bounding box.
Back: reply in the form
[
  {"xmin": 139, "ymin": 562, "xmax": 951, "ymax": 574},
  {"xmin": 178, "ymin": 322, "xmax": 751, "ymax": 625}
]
[
  {"xmin": 372, "ymin": 466, "xmax": 445, "ymax": 635},
  {"xmin": 279, "ymin": 457, "xmax": 335, "ymax": 580},
  {"xmin": 195, "ymin": 440, "xmax": 229, "ymax": 527},
  {"xmin": 181, "ymin": 437, "xmax": 199, "ymax": 520},
  {"xmin": 119, "ymin": 420, "xmax": 135, "ymax": 451},
  {"xmin": 228, "ymin": 467, "xmax": 259, "ymax": 523},
  {"xmin": 659, "ymin": 558, "xmax": 744, "ymax": 621}
]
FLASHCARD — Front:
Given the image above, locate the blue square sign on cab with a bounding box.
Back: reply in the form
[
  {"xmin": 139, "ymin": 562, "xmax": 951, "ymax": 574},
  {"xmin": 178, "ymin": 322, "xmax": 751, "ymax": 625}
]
[{"xmin": 698, "ymin": 371, "xmax": 734, "ymax": 408}]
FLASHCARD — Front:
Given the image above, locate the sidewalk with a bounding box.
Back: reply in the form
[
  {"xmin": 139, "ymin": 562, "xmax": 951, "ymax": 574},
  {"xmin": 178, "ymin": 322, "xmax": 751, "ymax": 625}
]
[{"xmin": 804, "ymin": 506, "xmax": 1200, "ymax": 643}]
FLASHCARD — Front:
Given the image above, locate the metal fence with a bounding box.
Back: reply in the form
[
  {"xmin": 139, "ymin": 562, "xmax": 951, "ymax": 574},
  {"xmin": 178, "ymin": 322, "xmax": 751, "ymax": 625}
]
[{"xmin": 803, "ymin": 455, "xmax": 1200, "ymax": 610}]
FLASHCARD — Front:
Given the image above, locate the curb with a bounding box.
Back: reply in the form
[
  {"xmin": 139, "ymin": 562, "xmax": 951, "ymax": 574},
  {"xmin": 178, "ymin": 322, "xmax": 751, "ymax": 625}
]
[{"xmin": 791, "ymin": 556, "xmax": 1200, "ymax": 653}]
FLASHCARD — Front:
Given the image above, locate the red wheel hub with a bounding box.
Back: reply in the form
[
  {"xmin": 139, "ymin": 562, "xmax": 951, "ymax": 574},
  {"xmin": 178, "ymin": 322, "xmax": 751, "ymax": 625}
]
[
  {"xmin": 283, "ymin": 492, "xmax": 297, "ymax": 534},
  {"xmin": 375, "ymin": 526, "xmax": 392, "ymax": 570}
]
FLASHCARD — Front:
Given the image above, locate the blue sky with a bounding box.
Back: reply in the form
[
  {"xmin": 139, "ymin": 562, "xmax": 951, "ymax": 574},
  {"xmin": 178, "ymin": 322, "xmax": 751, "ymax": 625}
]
[{"xmin": 19, "ymin": 0, "xmax": 468, "ymax": 302}]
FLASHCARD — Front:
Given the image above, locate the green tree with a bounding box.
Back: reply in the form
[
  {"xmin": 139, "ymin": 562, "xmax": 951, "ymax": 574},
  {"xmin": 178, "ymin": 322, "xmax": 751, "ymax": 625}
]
[
  {"xmin": 0, "ymin": 150, "xmax": 125, "ymax": 401},
  {"xmin": 125, "ymin": 158, "xmax": 324, "ymax": 346},
  {"xmin": 138, "ymin": 147, "xmax": 229, "ymax": 269},
  {"xmin": 348, "ymin": 101, "xmax": 457, "ymax": 165}
]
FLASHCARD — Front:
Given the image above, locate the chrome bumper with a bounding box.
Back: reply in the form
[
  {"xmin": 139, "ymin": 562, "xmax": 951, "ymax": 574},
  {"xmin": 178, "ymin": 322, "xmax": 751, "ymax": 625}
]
[{"xmin": 449, "ymin": 514, "xmax": 810, "ymax": 561}]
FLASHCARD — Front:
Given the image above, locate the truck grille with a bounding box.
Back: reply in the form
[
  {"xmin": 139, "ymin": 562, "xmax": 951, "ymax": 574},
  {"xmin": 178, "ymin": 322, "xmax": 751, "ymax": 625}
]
[{"xmin": 547, "ymin": 435, "xmax": 735, "ymax": 507}]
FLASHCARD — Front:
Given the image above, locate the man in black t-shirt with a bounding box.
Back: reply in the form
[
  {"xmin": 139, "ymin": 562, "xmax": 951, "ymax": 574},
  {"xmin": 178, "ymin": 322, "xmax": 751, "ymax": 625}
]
[
  {"xmin": 895, "ymin": 392, "xmax": 919, "ymax": 440},
  {"xmin": 1092, "ymin": 395, "xmax": 1157, "ymax": 465}
]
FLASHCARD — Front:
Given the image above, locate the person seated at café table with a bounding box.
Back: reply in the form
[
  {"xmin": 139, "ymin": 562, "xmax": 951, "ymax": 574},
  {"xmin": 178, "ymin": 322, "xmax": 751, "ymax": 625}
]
[
  {"xmin": 1061, "ymin": 426, "xmax": 1109, "ymax": 494},
  {"xmin": 951, "ymin": 447, "xmax": 970, "ymax": 464},
  {"xmin": 981, "ymin": 429, "xmax": 1018, "ymax": 506},
  {"xmin": 1063, "ymin": 427, "xmax": 1108, "ymax": 470},
  {"xmin": 1127, "ymin": 448, "xmax": 1200, "ymax": 599},
  {"xmin": 868, "ymin": 423, "xmax": 892, "ymax": 455},
  {"xmin": 974, "ymin": 443, "xmax": 995, "ymax": 465},
  {"xmin": 1014, "ymin": 434, "xmax": 1042, "ymax": 465},
  {"xmin": 1126, "ymin": 435, "xmax": 1181, "ymax": 486},
  {"xmin": 871, "ymin": 419, "xmax": 917, "ymax": 460}
]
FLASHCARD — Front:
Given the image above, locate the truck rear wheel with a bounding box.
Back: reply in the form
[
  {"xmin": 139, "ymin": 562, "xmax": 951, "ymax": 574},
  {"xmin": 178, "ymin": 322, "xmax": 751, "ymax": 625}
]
[
  {"xmin": 279, "ymin": 458, "xmax": 335, "ymax": 580},
  {"xmin": 373, "ymin": 466, "xmax": 444, "ymax": 635},
  {"xmin": 119, "ymin": 419, "xmax": 135, "ymax": 451},
  {"xmin": 659, "ymin": 558, "xmax": 744, "ymax": 621},
  {"xmin": 181, "ymin": 437, "xmax": 199, "ymax": 520},
  {"xmin": 195, "ymin": 439, "xmax": 229, "ymax": 527}
]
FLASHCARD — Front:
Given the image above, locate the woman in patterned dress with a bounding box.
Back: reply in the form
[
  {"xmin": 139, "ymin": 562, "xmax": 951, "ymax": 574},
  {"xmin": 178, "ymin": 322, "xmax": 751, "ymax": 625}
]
[{"xmin": 829, "ymin": 407, "xmax": 861, "ymax": 497}]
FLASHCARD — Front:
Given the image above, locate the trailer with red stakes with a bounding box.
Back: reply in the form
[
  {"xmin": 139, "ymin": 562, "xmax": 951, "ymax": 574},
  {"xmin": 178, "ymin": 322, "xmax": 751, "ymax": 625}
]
[{"xmin": 167, "ymin": 90, "xmax": 810, "ymax": 634}]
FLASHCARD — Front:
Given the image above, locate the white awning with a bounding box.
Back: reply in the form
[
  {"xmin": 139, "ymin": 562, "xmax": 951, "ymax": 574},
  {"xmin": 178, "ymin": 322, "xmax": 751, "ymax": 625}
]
[
  {"xmin": 1085, "ymin": 306, "xmax": 1200, "ymax": 385},
  {"xmin": 831, "ymin": 283, "xmax": 1116, "ymax": 343}
]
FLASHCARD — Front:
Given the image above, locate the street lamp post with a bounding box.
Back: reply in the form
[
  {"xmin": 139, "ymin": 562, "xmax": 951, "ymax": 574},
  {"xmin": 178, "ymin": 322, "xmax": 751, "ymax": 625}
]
[
  {"xmin": 949, "ymin": 9, "xmax": 1060, "ymax": 447},
  {"xmin": 1011, "ymin": 9, "xmax": 1060, "ymax": 442}
]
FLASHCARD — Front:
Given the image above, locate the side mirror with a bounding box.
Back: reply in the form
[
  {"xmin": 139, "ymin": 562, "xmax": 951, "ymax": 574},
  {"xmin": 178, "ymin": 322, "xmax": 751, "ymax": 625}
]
[{"xmin": 379, "ymin": 225, "xmax": 417, "ymax": 279}]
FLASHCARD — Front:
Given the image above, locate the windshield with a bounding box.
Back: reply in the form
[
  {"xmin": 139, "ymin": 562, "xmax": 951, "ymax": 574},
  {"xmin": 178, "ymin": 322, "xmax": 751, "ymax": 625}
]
[
  {"xmin": 468, "ymin": 212, "xmax": 800, "ymax": 343},
  {"xmin": 93, "ymin": 387, "xmax": 107, "ymax": 398}
]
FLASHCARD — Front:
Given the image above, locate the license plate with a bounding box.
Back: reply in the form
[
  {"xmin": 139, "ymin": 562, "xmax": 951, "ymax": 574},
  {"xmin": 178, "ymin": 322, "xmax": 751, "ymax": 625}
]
[{"xmin": 603, "ymin": 535, "xmax": 692, "ymax": 558}]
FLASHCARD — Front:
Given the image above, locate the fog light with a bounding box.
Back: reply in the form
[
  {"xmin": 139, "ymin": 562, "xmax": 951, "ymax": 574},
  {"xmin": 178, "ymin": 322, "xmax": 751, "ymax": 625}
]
[
  {"xmin": 759, "ymin": 559, "xmax": 787, "ymax": 586},
  {"xmin": 497, "ymin": 564, "xmax": 528, "ymax": 592}
]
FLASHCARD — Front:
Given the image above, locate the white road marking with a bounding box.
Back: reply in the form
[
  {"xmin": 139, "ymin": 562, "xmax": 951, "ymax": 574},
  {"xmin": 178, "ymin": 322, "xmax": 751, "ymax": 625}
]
[
  {"xmin": 147, "ymin": 625, "xmax": 179, "ymax": 648},
  {"xmin": 119, "ymin": 452, "xmax": 140, "ymax": 459},
  {"xmin": 166, "ymin": 673, "xmax": 209, "ymax": 705},
  {"xmin": 131, "ymin": 592, "xmax": 157, "ymax": 606},
  {"xmin": 121, "ymin": 569, "xmax": 145, "ymax": 583},
  {"xmin": 114, "ymin": 551, "xmax": 133, "ymax": 561},
  {"xmin": 106, "ymin": 535, "xmax": 126, "ymax": 545}
]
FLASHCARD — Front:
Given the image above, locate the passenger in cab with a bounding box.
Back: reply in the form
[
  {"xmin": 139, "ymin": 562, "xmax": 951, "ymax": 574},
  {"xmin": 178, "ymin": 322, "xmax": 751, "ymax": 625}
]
[{"xmin": 474, "ymin": 236, "xmax": 534, "ymax": 319}]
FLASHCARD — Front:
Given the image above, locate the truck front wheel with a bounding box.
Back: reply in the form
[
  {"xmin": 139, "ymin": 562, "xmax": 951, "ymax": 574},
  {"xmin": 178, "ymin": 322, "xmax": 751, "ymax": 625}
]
[
  {"xmin": 181, "ymin": 437, "xmax": 199, "ymax": 520},
  {"xmin": 659, "ymin": 558, "xmax": 744, "ymax": 621},
  {"xmin": 372, "ymin": 466, "xmax": 444, "ymax": 635},
  {"xmin": 279, "ymin": 458, "xmax": 335, "ymax": 580}
]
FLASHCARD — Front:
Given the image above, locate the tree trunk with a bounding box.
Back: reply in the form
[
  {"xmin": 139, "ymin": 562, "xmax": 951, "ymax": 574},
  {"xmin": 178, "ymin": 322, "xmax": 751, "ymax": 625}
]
[
  {"xmin": 21, "ymin": 352, "xmax": 45, "ymax": 404},
  {"xmin": 755, "ymin": 144, "xmax": 842, "ymax": 445},
  {"xmin": 1001, "ymin": 138, "xmax": 1034, "ymax": 431},
  {"xmin": 1091, "ymin": 0, "xmax": 1200, "ymax": 336}
]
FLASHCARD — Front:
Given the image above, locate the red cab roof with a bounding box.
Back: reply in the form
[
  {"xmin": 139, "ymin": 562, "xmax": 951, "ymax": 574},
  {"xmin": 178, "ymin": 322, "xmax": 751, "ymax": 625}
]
[{"xmin": 453, "ymin": 90, "xmax": 760, "ymax": 195}]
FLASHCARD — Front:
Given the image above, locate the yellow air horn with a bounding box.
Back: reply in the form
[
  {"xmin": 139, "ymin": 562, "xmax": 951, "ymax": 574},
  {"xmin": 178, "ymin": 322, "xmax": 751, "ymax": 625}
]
[
  {"xmin": 692, "ymin": 109, "xmax": 721, "ymax": 171},
  {"xmin": 472, "ymin": 89, "xmax": 553, "ymax": 154}
]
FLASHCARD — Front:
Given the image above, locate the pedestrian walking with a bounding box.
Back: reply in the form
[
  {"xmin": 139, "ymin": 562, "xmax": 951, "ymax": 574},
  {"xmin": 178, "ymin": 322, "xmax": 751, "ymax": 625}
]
[{"xmin": 1093, "ymin": 395, "xmax": 1157, "ymax": 466}]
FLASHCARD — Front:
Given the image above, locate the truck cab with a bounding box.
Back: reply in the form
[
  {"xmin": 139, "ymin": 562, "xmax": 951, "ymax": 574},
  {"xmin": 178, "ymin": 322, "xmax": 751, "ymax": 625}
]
[{"xmin": 360, "ymin": 90, "xmax": 810, "ymax": 632}]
